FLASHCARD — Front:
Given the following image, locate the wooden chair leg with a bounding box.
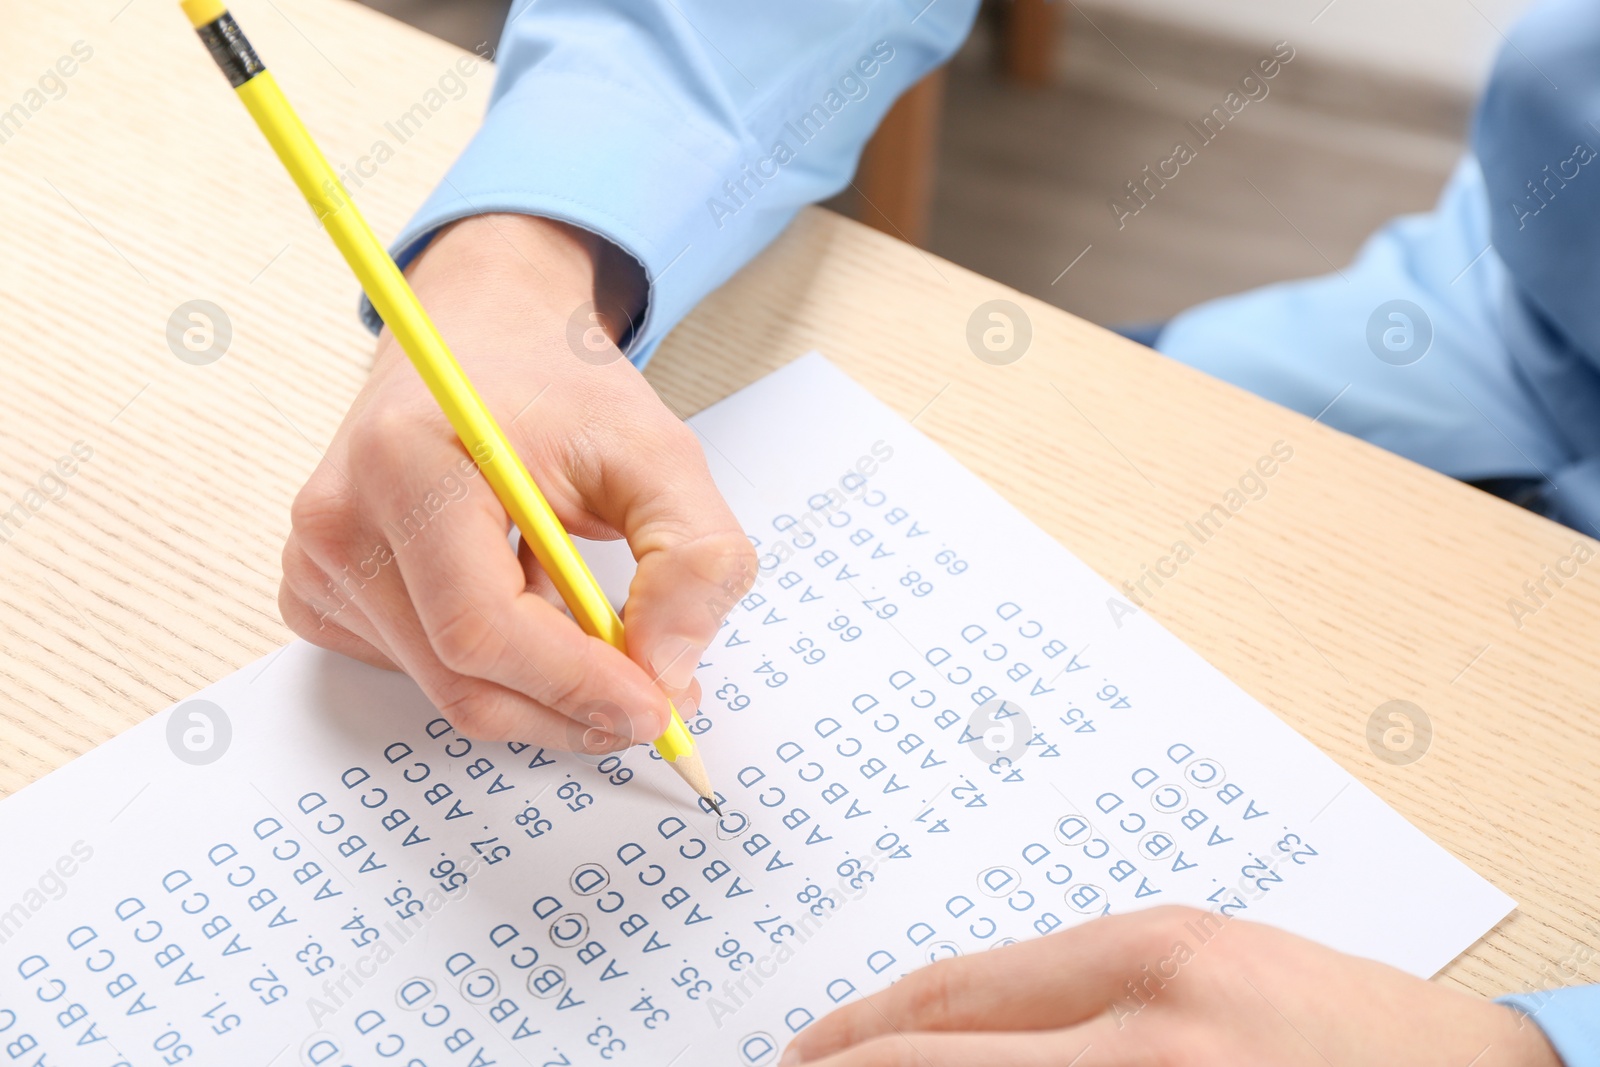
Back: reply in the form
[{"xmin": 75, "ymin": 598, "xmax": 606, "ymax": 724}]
[
  {"xmin": 853, "ymin": 68, "xmax": 947, "ymax": 248},
  {"xmin": 1002, "ymin": 0, "xmax": 1056, "ymax": 88}
]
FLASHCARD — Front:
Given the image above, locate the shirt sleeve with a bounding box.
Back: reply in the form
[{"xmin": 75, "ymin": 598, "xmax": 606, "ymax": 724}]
[
  {"xmin": 360, "ymin": 0, "xmax": 981, "ymax": 365},
  {"xmin": 1500, "ymin": 988, "xmax": 1600, "ymax": 1066}
]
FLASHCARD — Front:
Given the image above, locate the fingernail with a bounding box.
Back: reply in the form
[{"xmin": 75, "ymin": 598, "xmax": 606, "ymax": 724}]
[
  {"xmin": 574, "ymin": 700, "xmax": 650, "ymax": 749},
  {"xmin": 650, "ymin": 635, "xmax": 704, "ymax": 692},
  {"xmin": 625, "ymin": 705, "xmax": 667, "ymax": 745},
  {"xmin": 780, "ymin": 1045, "xmax": 804, "ymax": 1065},
  {"xmin": 579, "ymin": 727, "xmax": 628, "ymax": 754}
]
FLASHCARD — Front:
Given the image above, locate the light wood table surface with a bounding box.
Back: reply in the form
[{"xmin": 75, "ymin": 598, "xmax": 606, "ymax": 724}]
[{"xmin": 2, "ymin": 0, "xmax": 1596, "ymax": 1000}]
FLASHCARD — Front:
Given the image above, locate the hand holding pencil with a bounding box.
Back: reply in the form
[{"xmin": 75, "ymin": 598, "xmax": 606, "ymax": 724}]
[{"xmin": 180, "ymin": 0, "xmax": 755, "ymax": 809}]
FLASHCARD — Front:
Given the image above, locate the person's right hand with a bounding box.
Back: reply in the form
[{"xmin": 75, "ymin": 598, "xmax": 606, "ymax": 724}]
[{"xmin": 278, "ymin": 213, "xmax": 756, "ymax": 753}]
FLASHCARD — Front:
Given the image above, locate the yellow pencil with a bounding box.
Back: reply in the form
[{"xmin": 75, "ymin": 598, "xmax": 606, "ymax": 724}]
[{"xmin": 179, "ymin": 0, "xmax": 718, "ymax": 813}]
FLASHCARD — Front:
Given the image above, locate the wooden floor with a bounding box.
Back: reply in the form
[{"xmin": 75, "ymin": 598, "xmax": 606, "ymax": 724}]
[
  {"xmin": 355, "ymin": 0, "xmax": 1470, "ymax": 330},
  {"xmin": 356, "ymin": 0, "xmax": 507, "ymax": 54},
  {"xmin": 928, "ymin": 9, "xmax": 1468, "ymax": 327}
]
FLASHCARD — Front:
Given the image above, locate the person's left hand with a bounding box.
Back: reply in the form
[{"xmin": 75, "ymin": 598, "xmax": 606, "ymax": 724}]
[{"xmin": 779, "ymin": 905, "xmax": 1558, "ymax": 1066}]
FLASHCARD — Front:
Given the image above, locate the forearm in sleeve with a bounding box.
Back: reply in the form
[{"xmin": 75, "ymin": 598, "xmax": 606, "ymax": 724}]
[{"xmin": 361, "ymin": 0, "xmax": 981, "ymax": 364}]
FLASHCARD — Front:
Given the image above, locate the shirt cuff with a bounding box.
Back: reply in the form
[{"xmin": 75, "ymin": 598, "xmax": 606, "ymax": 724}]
[
  {"xmin": 358, "ymin": 66, "xmax": 745, "ymax": 366},
  {"xmin": 1500, "ymin": 987, "xmax": 1600, "ymax": 1066}
]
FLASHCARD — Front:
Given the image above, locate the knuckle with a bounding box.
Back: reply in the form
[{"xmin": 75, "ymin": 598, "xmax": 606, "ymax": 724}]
[
  {"xmin": 560, "ymin": 419, "xmax": 608, "ymax": 487},
  {"xmin": 898, "ymin": 958, "xmax": 958, "ymax": 1026},
  {"xmin": 429, "ymin": 605, "xmax": 504, "ymax": 678},
  {"xmin": 721, "ymin": 533, "xmax": 760, "ymax": 591},
  {"xmin": 346, "ymin": 403, "xmax": 427, "ymax": 470},
  {"xmin": 679, "ymin": 527, "xmax": 759, "ymax": 594},
  {"xmin": 281, "ymin": 540, "xmax": 350, "ymax": 622},
  {"xmin": 289, "ymin": 476, "xmax": 357, "ymax": 556},
  {"xmin": 278, "ymin": 578, "xmax": 323, "ymax": 641},
  {"xmin": 434, "ymin": 683, "xmax": 498, "ymax": 738},
  {"xmin": 281, "ymin": 579, "xmax": 355, "ymax": 650},
  {"xmin": 280, "ymin": 539, "xmax": 324, "ymax": 596}
]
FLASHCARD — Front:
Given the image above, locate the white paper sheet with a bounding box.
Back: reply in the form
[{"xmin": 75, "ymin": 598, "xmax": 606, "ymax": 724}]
[{"xmin": 0, "ymin": 353, "xmax": 1511, "ymax": 1067}]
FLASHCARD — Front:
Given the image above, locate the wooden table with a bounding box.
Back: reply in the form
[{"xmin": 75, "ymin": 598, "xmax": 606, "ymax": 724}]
[{"xmin": 2, "ymin": 0, "xmax": 1596, "ymax": 1000}]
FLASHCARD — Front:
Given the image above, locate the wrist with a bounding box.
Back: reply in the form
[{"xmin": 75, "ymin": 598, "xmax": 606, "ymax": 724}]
[
  {"xmin": 414, "ymin": 214, "xmax": 599, "ymax": 305},
  {"xmin": 1496, "ymin": 1004, "xmax": 1563, "ymax": 1067},
  {"xmin": 402, "ymin": 215, "xmax": 645, "ymax": 348}
]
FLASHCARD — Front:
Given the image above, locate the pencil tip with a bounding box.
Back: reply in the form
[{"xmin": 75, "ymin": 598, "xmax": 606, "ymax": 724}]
[
  {"xmin": 708, "ymin": 797, "xmax": 724, "ymax": 817},
  {"xmin": 664, "ymin": 748, "xmax": 717, "ymax": 811}
]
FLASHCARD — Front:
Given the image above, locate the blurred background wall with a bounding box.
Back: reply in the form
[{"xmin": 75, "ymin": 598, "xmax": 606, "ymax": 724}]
[{"xmin": 354, "ymin": 0, "xmax": 1532, "ymax": 329}]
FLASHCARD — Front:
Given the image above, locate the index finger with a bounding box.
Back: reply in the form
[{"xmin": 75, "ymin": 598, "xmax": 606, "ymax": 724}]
[
  {"xmin": 366, "ymin": 445, "xmax": 675, "ymax": 743},
  {"xmin": 785, "ymin": 908, "xmax": 1202, "ymax": 1063}
]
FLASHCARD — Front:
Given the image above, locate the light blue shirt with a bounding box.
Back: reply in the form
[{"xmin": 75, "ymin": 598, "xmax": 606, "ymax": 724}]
[
  {"xmin": 1159, "ymin": 0, "xmax": 1600, "ymax": 535},
  {"xmin": 364, "ymin": 2, "xmax": 1600, "ymax": 1059},
  {"xmin": 362, "ymin": 0, "xmax": 983, "ymax": 365}
]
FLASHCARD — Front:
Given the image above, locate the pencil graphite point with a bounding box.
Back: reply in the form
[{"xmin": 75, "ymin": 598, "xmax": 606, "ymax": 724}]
[{"xmin": 666, "ymin": 748, "xmax": 717, "ymax": 813}]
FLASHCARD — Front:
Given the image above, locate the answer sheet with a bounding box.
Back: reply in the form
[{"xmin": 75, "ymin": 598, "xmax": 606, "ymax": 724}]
[{"xmin": 0, "ymin": 353, "xmax": 1511, "ymax": 1066}]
